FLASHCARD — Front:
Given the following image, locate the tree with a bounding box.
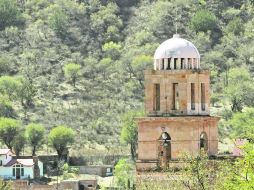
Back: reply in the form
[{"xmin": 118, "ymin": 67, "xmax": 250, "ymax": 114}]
[
  {"xmin": 191, "ymin": 9, "xmax": 218, "ymax": 33},
  {"xmin": 16, "ymin": 77, "xmax": 37, "ymax": 109},
  {"xmin": 0, "ymin": 55, "xmax": 12, "ymax": 76},
  {"xmin": 0, "ymin": 0, "xmax": 20, "ymax": 30},
  {"xmin": 224, "ymin": 68, "xmax": 254, "ymax": 112},
  {"xmin": 0, "ymin": 76, "xmax": 21, "ymax": 100},
  {"xmin": 120, "ymin": 110, "xmax": 143, "ymax": 161},
  {"xmin": 26, "ymin": 123, "xmax": 45, "ymax": 156},
  {"xmin": 220, "ymin": 142, "xmax": 254, "ymax": 190},
  {"xmin": 0, "ymin": 76, "xmax": 36, "ymax": 109},
  {"xmin": 114, "ymin": 159, "xmax": 135, "ymax": 189},
  {"xmin": 229, "ymin": 108, "xmax": 254, "ymax": 140},
  {"xmin": 63, "ymin": 63, "xmax": 81, "ymax": 87},
  {"xmin": 130, "ymin": 55, "xmax": 152, "ymax": 87},
  {"xmin": 13, "ymin": 131, "xmax": 26, "ymax": 157},
  {"xmin": 48, "ymin": 6, "xmax": 69, "ymax": 37},
  {"xmin": 0, "ymin": 117, "xmax": 20, "ymax": 150},
  {"xmin": 181, "ymin": 151, "xmax": 221, "ymax": 190},
  {"xmin": 49, "ymin": 126, "xmax": 75, "ymax": 159},
  {"xmin": 102, "ymin": 41, "xmax": 122, "ymax": 60},
  {"xmin": 0, "ymin": 95, "xmax": 15, "ymax": 118},
  {"xmin": 225, "ymin": 18, "xmax": 244, "ymax": 36}
]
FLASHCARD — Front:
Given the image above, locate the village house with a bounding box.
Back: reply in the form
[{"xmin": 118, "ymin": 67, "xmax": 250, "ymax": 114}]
[{"xmin": 0, "ymin": 149, "xmax": 43, "ymax": 180}]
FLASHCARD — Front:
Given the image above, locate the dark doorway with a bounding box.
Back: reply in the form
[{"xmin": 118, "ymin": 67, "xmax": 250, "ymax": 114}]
[
  {"xmin": 16, "ymin": 168, "xmax": 21, "ymax": 179},
  {"xmin": 158, "ymin": 132, "xmax": 171, "ymax": 168},
  {"xmin": 200, "ymin": 132, "xmax": 208, "ymax": 152},
  {"xmin": 79, "ymin": 185, "xmax": 85, "ymax": 190}
]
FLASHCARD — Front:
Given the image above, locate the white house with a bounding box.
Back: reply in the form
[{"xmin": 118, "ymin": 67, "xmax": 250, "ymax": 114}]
[{"xmin": 0, "ymin": 149, "xmax": 43, "ymax": 180}]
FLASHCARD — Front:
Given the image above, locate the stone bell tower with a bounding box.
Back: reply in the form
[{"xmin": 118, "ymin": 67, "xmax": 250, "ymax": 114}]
[{"xmin": 136, "ymin": 34, "xmax": 220, "ymax": 171}]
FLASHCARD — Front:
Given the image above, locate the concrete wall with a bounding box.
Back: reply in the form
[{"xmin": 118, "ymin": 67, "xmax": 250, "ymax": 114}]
[
  {"xmin": 59, "ymin": 180, "xmax": 79, "ymax": 190},
  {"xmin": 38, "ymin": 160, "xmax": 43, "ymax": 177},
  {"xmin": 25, "ymin": 167, "xmax": 34, "ymax": 179},
  {"xmin": 11, "ymin": 180, "xmax": 97, "ymax": 190},
  {"xmin": 0, "ymin": 167, "xmax": 13, "ymax": 179},
  {"xmin": 78, "ymin": 166, "xmax": 110, "ymax": 177}
]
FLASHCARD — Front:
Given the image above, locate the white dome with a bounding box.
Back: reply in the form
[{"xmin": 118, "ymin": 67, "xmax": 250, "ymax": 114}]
[{"xmin": 154, "ymin": 34, "xmax": 200, "ymax": 59}]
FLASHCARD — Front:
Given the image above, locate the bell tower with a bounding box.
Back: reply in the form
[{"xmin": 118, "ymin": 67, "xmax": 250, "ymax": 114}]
[{"xmin": 136, "ymin": 34, "xmax": 220, "ymax": 171}]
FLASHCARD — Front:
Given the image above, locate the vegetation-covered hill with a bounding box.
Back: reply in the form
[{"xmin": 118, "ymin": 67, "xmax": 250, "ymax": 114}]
[{"xmin": 0, "ymin": 0, "xmax": 254, "ymax": 155}]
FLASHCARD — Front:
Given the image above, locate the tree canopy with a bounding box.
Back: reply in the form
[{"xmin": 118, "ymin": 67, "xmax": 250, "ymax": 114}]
[
  {"xmin": 26, "ymin": 123, "xmax": 45, "ymax": 156},
  {"xmin": 48, "ymin": 126, "xmax": 75, "ymax": 159},
  {"xmin": 0, "ymin": 117, "xmax": 20, "ymax": 149}
]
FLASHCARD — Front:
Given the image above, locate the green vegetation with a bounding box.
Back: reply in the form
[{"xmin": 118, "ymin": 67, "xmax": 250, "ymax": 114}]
[
  {"xmin": 26, "ymin": 123, "xmax": 45, "ymax": 155},
  {"xmin": 191, "ymin": 9, "xmax": 218, "ymax": 33},
  {"xmin": 120, "ymin": 111, "xmax": 143, "ymax": 161},
  {"xmin": 0, "ymin": 180, "xmax": 12, "ymax": 190},
  {"xmin": 136, "ymin": 142, "xmax": 254, "ymax": 190},
  {"xmin": 221, "ymin": 143, "xmax": 254, "ymax": 190},
  {"xmin": 0, "ymin": 117, "xmax": 20, "ymax": 149},
  {"xmin": 49, "ymin": 126, "xmax": 75, "ymax": 158},
  {"xmin": 0, "ymin": 0, "xmax": 21, "ymax": 30},
  {"xmin": 229, "ymin": 108, "xmax": 254, "ymax": 140},
  {"xmin": 63, "ymin": 63, "xmax": 81, "ymax": 87},
  {"xmin": 114, "ymin": 159, "xmax": 135, "ymax": 189},
  {"xmin": 0, "ymin": 0, "xmax": 253, "ymax": 188}
]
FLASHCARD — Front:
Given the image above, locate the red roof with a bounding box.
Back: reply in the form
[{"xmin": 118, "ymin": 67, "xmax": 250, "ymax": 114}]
[
  {"xmin": 4, "ymin": 159, "xmax": 34, "ymax": 167},
  {"xmin": 0, "ymin": 149, "xmax": 12, "ymax": 155}
]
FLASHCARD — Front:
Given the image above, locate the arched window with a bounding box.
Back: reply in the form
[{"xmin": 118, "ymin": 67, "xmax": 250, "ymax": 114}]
[
  {"xmin": 200, "ymin": 132, "xmax": 208, "ymax": 151},
  {"xmin": 158, "ymin": 132, "xmax": 171, "ymax": 165},
  {"xmin": 161, "ymin": 132, "xmax": 171, "ymax": 141}
]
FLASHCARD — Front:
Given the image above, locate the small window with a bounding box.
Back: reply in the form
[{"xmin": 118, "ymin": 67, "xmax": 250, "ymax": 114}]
[
  {"xmin": 172, "ymin": 83, "xmax": 179, "ymax": 110},
  {"xmin": 191, "ymin": 83, "xmax": 195, "ymax": 110},
  {"xmin": 153, "ymin": 84, "xmax": 160, "ymax": 111},
  {"xmin": 0, "ymin": 160, "xmax": 2, "ymax": 166},
  {"xmin": 13, "ymin": 168, "xmax": 15, "ymax": 176},
  {"xmin": 161, "ymin": 59, "xmax": 164, "ymax": 70},
  {"xmin": 107, "ymin": 168, "xmax": 112, "ymax": 173},
  {"xmin": 201, "ymin": 83, "xmax": 205, "ymax": 111},
  {"xmin": 21, "ymin": 168, "xmax": 24, "ymax": 176},
  {"xmin": 88, "ymin": 185, "xmax": 93, "ymax": 187}
]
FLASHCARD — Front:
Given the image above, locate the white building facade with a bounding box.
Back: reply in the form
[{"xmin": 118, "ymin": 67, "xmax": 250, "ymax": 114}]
[{"xmin": 0, "ymin": 149, "xmax": 43, "ymax": 180}]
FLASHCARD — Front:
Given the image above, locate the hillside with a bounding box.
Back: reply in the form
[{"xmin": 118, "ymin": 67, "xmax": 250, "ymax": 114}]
[{"xmin": 0, "ymin": 0, "xmax": 254, "ymax": 156}]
